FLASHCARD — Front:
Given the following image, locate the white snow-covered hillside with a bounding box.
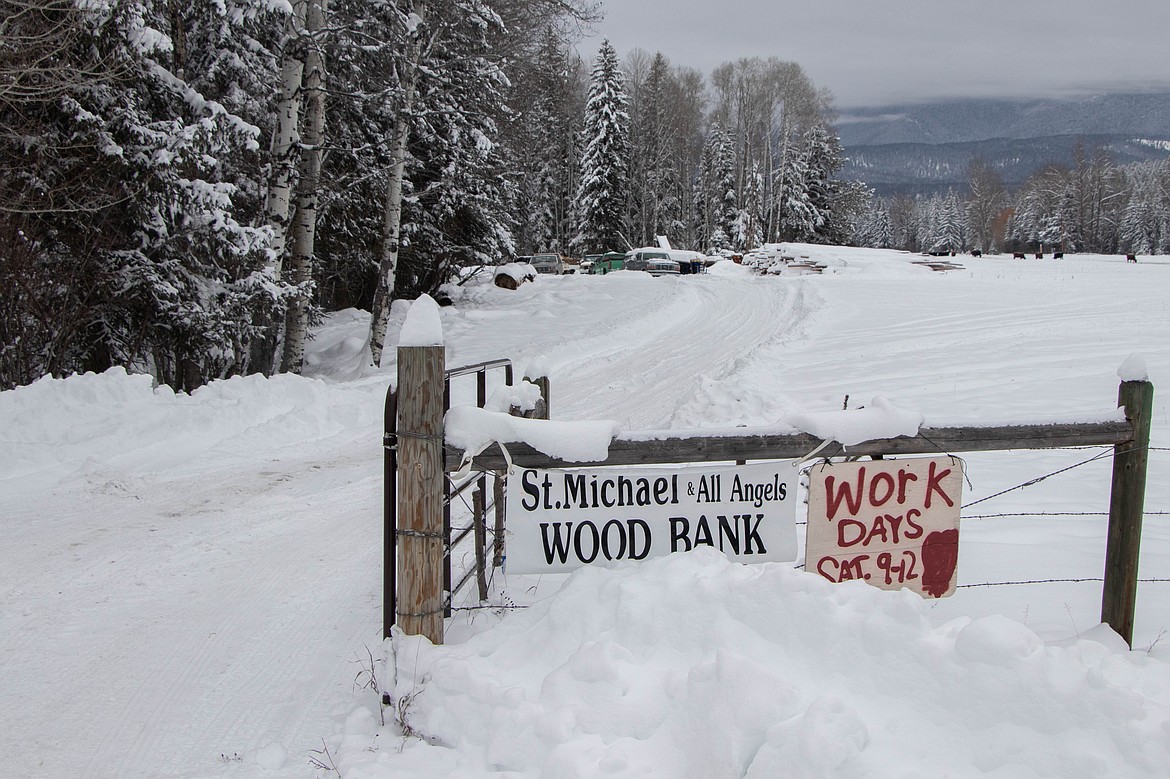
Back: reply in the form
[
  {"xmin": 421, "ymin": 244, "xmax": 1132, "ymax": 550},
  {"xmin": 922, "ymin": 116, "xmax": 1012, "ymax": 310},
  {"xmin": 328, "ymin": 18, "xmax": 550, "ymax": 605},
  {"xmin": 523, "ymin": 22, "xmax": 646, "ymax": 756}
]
[{"xmin": 3, "ymin": 247, "xmax": 1170, "ymax": 778}]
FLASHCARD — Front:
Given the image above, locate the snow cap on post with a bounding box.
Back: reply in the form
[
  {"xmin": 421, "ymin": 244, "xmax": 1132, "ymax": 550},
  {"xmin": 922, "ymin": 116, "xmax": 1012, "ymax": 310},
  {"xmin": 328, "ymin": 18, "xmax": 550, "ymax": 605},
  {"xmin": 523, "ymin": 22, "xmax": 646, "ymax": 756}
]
[
  {"xmin": 1117, "ymin": 353, "xmax": 1149, "ymax": 382},
  {"xmin": 399, "ymin": 294, "xmax": 443, "ymax": 347},
  {"xmin": 524, "ymin": 356, "xmax": 551, "ymax": 381}
]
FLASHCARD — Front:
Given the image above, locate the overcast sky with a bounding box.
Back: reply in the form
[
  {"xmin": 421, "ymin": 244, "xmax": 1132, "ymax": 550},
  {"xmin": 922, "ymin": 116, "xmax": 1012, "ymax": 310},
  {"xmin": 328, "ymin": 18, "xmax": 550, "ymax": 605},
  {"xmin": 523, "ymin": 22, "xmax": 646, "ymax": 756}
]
[{"xmin": 578, "ymin": 1, "xmax": 1170, "ymax": 109}]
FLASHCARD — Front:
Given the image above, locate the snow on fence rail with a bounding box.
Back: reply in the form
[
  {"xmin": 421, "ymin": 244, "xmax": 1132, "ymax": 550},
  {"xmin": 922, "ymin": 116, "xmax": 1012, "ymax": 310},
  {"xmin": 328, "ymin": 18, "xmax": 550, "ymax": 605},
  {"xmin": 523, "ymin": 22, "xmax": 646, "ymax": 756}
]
[{"xmin": 386, "ymin": 334, "xmax": 1154, "ymax": 646}]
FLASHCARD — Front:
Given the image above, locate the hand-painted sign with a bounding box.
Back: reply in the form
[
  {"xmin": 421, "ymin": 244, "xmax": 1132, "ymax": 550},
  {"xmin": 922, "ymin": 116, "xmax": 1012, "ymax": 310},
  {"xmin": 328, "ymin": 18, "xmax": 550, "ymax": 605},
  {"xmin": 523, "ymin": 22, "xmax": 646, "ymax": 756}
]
[
  {"xmin": 505, "ymin": 462, "xmax": 799, "ymax": 573},
  {"xmin": 806, "ymin": 456, "xmax": 962, "ymax": 598}
]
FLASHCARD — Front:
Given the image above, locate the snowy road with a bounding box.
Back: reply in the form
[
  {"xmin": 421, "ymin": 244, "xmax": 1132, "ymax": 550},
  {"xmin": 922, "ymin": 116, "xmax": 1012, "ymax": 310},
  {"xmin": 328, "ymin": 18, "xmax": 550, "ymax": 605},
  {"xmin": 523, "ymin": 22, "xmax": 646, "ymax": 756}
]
[{"xmin": 2, "ymin": 374, "xmax": 388, "ymax": 778}]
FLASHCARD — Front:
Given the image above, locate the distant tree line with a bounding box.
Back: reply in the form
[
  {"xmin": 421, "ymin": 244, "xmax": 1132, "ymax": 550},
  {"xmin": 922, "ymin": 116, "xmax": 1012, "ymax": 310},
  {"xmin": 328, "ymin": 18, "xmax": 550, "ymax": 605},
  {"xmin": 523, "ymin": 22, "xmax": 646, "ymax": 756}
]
[
  {"xmin": 852, "ymin": 145, "xmax": 1170, "ymax": 256},
  {"xmin": 556, "ymin": 43, "xmax": 863, "ymax": 256},
  {"xmin": 1, "ymin": 0, "xmax": 861, "ymax": 391}
]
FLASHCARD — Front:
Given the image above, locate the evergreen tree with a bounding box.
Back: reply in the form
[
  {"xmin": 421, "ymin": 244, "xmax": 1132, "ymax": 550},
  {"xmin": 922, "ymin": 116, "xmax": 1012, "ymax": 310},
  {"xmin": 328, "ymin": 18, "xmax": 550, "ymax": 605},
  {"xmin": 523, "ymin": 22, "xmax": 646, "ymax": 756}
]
[
  {"xmin": 1, "ymin": 0, "xmax": 284, "ymax": 390},
  {"xmin": 1120, "ymin": 160, "xmax": 1170, "ymax": 254},
  {"xmin": 734, "ymin": 161, "xmax": 765, "ymax": 251},
  {"xmin": 573, "ymin": 39, "xmax": 630, "ymax": 255},
  {"xmin": 697, "ymin": 122, "xmax": 738, "ymax": 251},
  {"xmin": 511, "ymin": 27, "xmax": 582, "ymax": 254},
  {"xmin": 853, "ymin": 194, "xmax": 894, "ymax": 248},
  {"xmin": 775, "ymin": 127, "xmax": 815, "ymax": 241},
  {"xmin": 800, "ymin": 123, "xmax": 846, "ymax": 242},
  {"xmin": 930, "ymin": 190, "xmax": 965, "ymax": 252}
]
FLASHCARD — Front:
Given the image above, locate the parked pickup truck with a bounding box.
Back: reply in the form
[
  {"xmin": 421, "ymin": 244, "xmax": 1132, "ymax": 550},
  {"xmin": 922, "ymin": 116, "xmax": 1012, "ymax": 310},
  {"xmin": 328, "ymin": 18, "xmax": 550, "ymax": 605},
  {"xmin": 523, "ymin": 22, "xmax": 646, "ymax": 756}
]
[
  {"xmin": 530, "ymin": 253, "xmax": 564, "ymax": 275},
  {"xmin": 623, "ymin": 247, "xmax": 706, "ymax": 276}
]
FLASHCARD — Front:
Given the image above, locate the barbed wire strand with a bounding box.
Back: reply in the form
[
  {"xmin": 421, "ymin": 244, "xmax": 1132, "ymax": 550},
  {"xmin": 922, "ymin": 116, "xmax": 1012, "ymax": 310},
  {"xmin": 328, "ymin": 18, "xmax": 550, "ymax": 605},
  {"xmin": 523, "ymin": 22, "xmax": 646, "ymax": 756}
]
[
  {"xmin": 959, "ymin": 577, "xmax": 1170, "ymax": 588},
  {"xmin": 960, "ymin": 446, "xmax": 1123, "ymax": 510},
  {"xmin": 965, "ymin": 511, "xmax": 1170, "ymax": 520}
]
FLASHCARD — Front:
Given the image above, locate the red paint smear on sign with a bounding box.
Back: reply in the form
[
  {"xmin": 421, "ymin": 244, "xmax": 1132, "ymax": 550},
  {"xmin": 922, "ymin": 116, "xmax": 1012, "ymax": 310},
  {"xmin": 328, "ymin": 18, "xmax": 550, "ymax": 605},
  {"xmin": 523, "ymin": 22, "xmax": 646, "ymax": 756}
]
[{"xmin": 920, "ymin": 529, "xmax": 959, "ymax": 597}]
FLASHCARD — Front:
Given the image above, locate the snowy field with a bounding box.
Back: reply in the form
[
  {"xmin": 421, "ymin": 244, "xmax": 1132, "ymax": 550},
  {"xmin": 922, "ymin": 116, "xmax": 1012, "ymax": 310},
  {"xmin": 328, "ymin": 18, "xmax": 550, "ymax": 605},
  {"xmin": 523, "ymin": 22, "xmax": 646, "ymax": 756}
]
[{"xmin": 3, "ymin": 246, "xmax": 1170, "ymax": 777}]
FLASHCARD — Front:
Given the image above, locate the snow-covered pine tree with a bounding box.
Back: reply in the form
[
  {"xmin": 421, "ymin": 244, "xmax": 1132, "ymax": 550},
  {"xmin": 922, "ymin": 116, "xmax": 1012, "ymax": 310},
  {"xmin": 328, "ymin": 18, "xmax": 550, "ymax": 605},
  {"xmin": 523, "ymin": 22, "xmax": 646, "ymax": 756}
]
[
  {"xmin": 510, "ymin": 26, "xmax": 582, "ymax": 254},
  {"xmin": 390, "ymin": 0, "xmax": 515, "ymax": 300},
  {"xmin": 775, "ymin": 127, "xmax": 815, "ymax": 242},
  {"xmin": 1120, "ymin": 160, "xmax": 1170, "ymax": 254},
  {"xmin": 734, "ymin": 160, "xmax": 765, "ymax": 251},
  {"xmin": 572, "ymin": 39, "xmax": 630, "ymax": 256},
  {"xmin": 929, "ymin": 190, "xmax": 965, "ymax": 252},
  {"xmin": 1, "ymin": 0, "xmax": 284, "ymax": 390},
  {"xmin": 800, "ymin": 122, "xmax": 848, "ymax": 243},
  {"xmin": 694, "ymin": 122, "xmax": 738, "ymax": 252},
  {"xmin": 852, "ymin": 194, "xmax": 894, "ymax": 249},
  {"xmin": 627, "ymin": 52, "xmax": 686, "ymax": 247}
]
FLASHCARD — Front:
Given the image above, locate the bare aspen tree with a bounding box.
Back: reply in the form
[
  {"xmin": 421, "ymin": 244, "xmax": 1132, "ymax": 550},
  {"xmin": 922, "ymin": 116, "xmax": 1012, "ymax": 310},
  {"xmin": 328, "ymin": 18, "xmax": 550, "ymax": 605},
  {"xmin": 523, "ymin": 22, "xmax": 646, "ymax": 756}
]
[
  {"xmin": 265, "ymin": 1, "xmax": 308, "ymax": 264},
  {"xmin": 249, "ymin": 0, "xmax": 307, "ymax": 374},
  {"xmin": 281, "ymin": 0, "xmax": 328, "ymax": 374},
  {"xmin": 368, "ymin": 0, "xmax": 428, "ymax": 369}
]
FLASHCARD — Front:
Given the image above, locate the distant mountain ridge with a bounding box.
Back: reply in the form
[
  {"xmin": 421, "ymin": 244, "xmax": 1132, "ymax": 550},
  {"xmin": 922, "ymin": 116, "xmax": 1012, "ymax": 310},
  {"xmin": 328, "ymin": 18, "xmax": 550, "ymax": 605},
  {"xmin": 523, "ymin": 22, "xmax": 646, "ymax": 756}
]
[{"xmin": 836, "ymin": 93, "xmax": 1170, "ymax": 196}]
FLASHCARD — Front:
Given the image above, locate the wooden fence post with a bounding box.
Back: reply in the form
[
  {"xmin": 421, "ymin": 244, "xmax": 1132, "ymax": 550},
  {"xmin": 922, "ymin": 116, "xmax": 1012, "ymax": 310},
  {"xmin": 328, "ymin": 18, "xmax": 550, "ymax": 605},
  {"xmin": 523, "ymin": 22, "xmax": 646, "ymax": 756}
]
[
  {"xmin": 493, "ymin": 473, "xmax": 506, "ymax": 568},
  {"xmin": 396, "ymin": 342, "xmax": 446, "ymax": 645},
  {"xmin": 473, "ymin": 485, "xmax": 488, "ymax": 601},
  {"xmin": 1101, "ymin": 379, "xmax": 1154, "ymax": 646}
]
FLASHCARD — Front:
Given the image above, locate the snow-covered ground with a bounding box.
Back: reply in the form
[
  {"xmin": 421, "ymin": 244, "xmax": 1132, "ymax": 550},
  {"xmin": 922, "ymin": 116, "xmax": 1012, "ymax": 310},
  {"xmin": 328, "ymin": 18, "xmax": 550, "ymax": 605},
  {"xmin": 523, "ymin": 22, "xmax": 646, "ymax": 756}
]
[{"xmin": 4, "ymin": 246, "xmax": 1170, "ymax": 778}]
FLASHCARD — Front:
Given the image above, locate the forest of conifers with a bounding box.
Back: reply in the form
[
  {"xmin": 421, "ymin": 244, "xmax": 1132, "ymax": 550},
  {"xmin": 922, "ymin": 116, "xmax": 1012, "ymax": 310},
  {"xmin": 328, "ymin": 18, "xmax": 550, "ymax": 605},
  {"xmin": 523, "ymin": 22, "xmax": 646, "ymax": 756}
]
[{"xmin": 3, "ymin": 0, "xmax": 1167, "ymax": 391}]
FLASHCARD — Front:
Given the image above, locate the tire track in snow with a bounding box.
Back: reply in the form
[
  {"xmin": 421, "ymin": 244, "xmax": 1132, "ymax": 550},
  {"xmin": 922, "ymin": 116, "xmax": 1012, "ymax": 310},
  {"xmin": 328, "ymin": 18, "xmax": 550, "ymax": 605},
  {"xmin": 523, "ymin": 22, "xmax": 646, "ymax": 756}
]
[
  {"xmin": 546, "ymin": 276, "xmax": 814, "ymax": 432},
  {"xmin": 58, "ymin": 449, "xmax": 382, "ymax": 779}
]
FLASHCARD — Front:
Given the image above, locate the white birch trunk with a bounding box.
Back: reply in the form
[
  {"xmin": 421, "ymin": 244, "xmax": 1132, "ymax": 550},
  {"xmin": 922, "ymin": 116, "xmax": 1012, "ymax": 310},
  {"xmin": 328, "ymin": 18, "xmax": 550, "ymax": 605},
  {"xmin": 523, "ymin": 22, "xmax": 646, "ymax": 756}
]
[
  {"xmin": 280, "ymin": 0, "xmax": 327, "ymax": 374},
  {"xmin": 266, "ymin": 0, "xmax": 307, "ymax": 264},
  {"xmin": 249, "ymin": 0, "xmax": 306, "ymax": 375},
  {"xmin": 368, "ymin": 0, "xmax": 428, "ymax": 368}
]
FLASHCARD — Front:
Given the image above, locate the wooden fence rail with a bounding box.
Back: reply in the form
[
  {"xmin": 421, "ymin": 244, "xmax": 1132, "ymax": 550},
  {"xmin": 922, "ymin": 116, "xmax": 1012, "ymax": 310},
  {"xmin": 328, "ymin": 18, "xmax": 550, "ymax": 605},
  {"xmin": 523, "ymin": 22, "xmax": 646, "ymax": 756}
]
[
  {"xmin": 390, "ymin": 339, "xmax": 1154, "ymax": 647},
  {"xmin": 443, "ymin": 420, "xmax": 1135, "ymax": 472}
]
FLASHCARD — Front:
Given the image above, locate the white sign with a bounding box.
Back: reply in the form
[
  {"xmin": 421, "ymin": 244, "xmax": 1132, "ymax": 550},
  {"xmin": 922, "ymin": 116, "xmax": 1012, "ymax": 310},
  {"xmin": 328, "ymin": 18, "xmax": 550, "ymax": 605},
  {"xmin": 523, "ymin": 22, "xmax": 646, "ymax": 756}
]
[
  {"xmin": 806, "ymin": 456, "xmax": 963, "ymax": 598},
  {"xmin": 505, "ymin": 462, "xmax": 799, "ymax": 573}
]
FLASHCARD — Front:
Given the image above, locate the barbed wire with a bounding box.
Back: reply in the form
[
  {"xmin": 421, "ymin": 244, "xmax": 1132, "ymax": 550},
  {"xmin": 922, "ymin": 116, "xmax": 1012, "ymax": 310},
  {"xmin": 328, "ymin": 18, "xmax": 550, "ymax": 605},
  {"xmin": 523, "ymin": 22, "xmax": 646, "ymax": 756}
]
[
  {"xmin": 449, "ymin": 602, "xmax": 529, "ymax": 612},
  {"xmin": 960, "ymin": 446, "xmax": 1120, "ymax": 509},
  {"xmin": 964, "ymin": 511, "xmax": 1170, "ymax": 520},
  {"xmin": 958, "ymin": 577, "xmax": 1170, "ymax": 589}
]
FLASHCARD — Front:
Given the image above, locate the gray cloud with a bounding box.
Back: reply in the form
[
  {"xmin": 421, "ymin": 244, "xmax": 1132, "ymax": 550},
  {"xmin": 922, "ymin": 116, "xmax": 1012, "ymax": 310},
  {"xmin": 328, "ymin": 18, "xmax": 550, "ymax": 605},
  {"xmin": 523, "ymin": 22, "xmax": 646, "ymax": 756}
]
[{"xmin": 580, "ymin": 0, "xmax": 1170, "ymax": 107}]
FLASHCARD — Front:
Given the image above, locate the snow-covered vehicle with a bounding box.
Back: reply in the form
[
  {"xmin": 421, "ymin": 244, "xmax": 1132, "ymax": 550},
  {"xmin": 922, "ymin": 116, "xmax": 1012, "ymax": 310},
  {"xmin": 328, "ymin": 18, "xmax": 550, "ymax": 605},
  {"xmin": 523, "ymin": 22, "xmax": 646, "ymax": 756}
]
[
  {"xmin": 623, "ymin": 248, "xmax": 682, "ymax": 276},
  {"xmin": 623, "ymin": 247, "xmax": 708, "ymax": 275}
]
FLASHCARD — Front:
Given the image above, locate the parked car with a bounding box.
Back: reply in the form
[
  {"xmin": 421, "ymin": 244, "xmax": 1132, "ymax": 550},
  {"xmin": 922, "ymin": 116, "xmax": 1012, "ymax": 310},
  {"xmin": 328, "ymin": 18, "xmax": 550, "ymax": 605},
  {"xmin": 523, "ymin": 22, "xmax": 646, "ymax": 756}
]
[
  {"xmin": 589, "ymin": 252, "xmax": 626, "ymax": 274},
  {"xmin": 530, "ymin": 253, "xmax": 564, "ymax": 275}
]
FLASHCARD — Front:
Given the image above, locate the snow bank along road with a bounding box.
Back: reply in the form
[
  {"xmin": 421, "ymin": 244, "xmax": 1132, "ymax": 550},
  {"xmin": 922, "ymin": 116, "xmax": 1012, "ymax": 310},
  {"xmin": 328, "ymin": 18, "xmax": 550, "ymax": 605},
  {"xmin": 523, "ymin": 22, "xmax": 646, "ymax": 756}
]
[{"xmin": 3, "ymin": 250, "xmax": 1169, "ymax": 777}]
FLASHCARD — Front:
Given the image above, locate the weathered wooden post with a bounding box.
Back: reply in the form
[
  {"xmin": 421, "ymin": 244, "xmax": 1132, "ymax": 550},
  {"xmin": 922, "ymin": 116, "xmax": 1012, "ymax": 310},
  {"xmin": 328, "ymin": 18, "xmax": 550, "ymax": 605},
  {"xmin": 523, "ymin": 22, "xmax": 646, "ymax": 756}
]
[
  {"xmin": 493, "ymin": 473, "xmax": 506, "ymax": 568},
  {"xmin": 1101, "ymin": 378, "xmax": 1154, "ymax": 646},
  {"xmin": 396, "ymin": 296, "xmax": 446, "ymax": 645},
  {"xmin": 473, "ymin": 484, "xmax": 488, "ymax": 601}
]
